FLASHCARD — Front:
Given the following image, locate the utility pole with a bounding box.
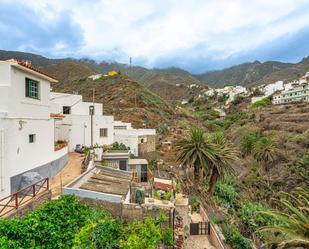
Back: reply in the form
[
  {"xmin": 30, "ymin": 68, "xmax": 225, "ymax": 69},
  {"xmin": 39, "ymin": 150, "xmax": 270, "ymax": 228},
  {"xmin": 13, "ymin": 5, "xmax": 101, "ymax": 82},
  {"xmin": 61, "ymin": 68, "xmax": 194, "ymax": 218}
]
[{"xmin": 89, "ymin": 88, "xmax": 95, "ymax": 148}]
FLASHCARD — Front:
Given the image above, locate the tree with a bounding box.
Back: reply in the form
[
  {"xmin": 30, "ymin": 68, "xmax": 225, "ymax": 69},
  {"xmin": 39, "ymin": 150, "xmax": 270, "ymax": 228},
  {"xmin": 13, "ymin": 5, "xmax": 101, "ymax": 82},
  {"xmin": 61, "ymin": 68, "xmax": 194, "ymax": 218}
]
[
  {"xmin": 176, "ymin": 127, "xmax": 216, "ymax": 181},
  {"xmin": 208, "ymin": 132, "xmax": 238, "ymax": 195},
  {"xmin": 252, "ymin": 137, "xmax": 278, "ymax": 163},
  {"xmin": 258, "ymin": 188, "xmax": 309, "ymax": 249}
]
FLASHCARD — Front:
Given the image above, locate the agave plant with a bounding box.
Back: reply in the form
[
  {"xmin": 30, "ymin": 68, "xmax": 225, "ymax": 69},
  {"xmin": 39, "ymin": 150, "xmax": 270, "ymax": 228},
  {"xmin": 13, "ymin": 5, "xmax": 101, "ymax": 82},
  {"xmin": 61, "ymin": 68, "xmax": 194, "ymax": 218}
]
[{"xmin": 258, "ymin": 187, "xmax": 309, "ymax": 249}]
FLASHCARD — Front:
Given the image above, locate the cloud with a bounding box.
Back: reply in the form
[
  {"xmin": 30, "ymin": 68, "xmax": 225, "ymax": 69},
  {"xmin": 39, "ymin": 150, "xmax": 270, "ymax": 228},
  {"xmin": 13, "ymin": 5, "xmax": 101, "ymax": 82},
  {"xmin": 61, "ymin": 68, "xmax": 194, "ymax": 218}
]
[{"xmin": 1, "ymin": 0, "xmax": 309, "ymax": 72}]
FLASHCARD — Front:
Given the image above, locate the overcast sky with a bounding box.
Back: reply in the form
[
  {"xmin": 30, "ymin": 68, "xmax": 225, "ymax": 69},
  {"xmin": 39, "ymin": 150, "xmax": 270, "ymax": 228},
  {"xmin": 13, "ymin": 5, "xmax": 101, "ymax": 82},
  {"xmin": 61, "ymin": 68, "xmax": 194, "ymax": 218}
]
[{"xmin": 1, "ymin": 0, "xmax": 309, "ymax": 73}]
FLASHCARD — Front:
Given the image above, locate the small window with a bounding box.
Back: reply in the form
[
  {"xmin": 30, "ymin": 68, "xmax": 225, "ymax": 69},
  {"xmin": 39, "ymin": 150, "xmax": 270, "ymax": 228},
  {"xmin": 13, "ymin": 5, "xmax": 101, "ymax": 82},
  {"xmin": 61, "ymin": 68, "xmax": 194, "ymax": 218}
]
[
  {"xmin": 63, "ymin": 106, "xmax": 71, "ymax": 114},
  {"xmin": 29, "ymin": 134, "xmax": 36, "ymax": 143},
  {"xmin": 25, "ymin": 78, "xmax": 39, "ymax": 99},
  {"xmin": 100, "ymin": 128, "xmax": 108, "ymax": 137}
]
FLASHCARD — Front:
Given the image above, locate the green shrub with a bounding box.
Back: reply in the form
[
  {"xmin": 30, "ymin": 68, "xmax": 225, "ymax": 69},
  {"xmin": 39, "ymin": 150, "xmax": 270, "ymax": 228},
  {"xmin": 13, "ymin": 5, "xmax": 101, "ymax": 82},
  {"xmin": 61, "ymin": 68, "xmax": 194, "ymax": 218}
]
[
  {"xmin": 238, "ymin": 201, "xmax": 273, "ymax": 231},
  {"xmin": 162, "ymin": 227, "xmax": 175, "ymax": 246},
  {"xmin": 0, "ymin": 195, "xmax": 92, "ymax": 249},
  {"xmin": 120, "ymin": 217, "xmax": 162, "ymax": 249},
  {"xmin": 250, "ymin": 98, "xmax": 271, "ymax": 108},
  {"xmin": 190, "ymin": 197, "xmax": 200, "ymax": 212},
  {"xmin": 241, "ymin": 131, "xmax": 261, "ymax": 156},
  {"xmin": 224, "ymin": 226, "xmax": 252, "ymax": 249},
  {"xmin": 111, "ymin": 142, "xmax": 130, "ymax": 151},
  {"xmin": 166, "ymin": 192, "xmax": 172, "ymax": 201},
  {"xmin": 214, "ymin": 179, "xmax": 238, "ymax": 207}
]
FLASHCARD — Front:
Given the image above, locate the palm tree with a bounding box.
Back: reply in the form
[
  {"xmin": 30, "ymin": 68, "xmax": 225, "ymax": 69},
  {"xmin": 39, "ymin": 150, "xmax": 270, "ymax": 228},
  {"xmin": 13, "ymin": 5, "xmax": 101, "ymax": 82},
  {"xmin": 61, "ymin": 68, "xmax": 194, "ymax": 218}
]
[
  {"xmin": 253, "ymin": 137, "xmax": 278, "ymax": 163},
  {"xmin": 258, "ymin": 188, "xmax": 309, "ymax": 249},
  {"xmin": 207, "ymin": 132, "xmax": 238, "ymax": 195},
  {"xmin": 176, "ymin": 127, "xmax": 216, "ymax": 181}
]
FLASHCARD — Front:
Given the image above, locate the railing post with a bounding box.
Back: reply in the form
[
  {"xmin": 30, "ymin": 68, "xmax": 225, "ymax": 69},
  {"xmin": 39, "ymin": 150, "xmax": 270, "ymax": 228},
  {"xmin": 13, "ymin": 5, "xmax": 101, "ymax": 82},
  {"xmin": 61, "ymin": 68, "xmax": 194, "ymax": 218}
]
[
  {"xmin": 15, "ymin": 193, "xmax": 18, "ymax": 209},
  {"xmin": 33, "ymin": 184, "xmax": 36, "ymax": 197},
  {"xmin": 46, "ymin": 178, "xmax": 49, "ymax": 190}
]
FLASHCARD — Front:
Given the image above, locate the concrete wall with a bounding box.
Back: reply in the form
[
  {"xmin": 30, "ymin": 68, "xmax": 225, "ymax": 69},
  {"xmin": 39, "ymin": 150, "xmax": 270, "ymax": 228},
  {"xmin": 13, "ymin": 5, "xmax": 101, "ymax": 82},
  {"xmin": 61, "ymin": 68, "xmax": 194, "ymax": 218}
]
[
  {"xmin": 10, "ymin": 148, "xmax": 68, "ymax": 193},
  {"xmin": 56, "ymin": 115, "xmax": 114, "ymax": 152},
  {"xmin": 50, "ymin": 92, "xmax": 103, "ymax": 116}
]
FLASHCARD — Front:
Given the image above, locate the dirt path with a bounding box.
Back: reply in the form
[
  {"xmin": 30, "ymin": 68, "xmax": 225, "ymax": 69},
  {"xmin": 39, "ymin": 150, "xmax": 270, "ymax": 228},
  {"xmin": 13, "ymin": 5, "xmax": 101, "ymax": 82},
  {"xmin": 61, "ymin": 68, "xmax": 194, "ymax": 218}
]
[{"xmin": 49, "ymin": 152, "xmax": 84, "ymax": 198}]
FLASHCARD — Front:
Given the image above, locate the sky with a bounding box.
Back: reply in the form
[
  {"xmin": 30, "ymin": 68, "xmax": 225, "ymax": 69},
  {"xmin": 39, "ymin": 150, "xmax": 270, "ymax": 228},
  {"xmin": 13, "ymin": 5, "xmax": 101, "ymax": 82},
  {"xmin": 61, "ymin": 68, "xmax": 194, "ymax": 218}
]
[{"xmin": 1, "ymin": 0, "xmax": 309, "ymax": 73}]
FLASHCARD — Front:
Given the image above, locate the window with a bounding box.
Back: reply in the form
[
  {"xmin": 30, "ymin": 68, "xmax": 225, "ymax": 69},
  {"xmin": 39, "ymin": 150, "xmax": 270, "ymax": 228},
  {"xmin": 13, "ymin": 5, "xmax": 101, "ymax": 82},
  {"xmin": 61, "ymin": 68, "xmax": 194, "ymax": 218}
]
[
  {"xmin": 25, "ymin": 78, "xmax": 39, "ymax": 99},
  {"xmin": 100, "ymin": 128, "xmax": 108, "ymax": 137},
  {"xmin": 29, "ymin": 134, "xmax": 36, "ymax": 143},
  {"xmin": 63, "ymin": 106, "xmax": 71, "ymax": 114}
]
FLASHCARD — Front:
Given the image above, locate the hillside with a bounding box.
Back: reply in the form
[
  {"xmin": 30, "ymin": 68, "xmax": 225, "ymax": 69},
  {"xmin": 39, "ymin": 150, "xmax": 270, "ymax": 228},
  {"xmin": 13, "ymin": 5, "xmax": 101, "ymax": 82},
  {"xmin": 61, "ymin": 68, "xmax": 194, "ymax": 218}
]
[
  {"xmin": 196, "ymin": 60, "xmax": 292, "ymax": 87},
  {"xmin": 49, "ymin": 72, "xmax": 175, "ymax": 128}
]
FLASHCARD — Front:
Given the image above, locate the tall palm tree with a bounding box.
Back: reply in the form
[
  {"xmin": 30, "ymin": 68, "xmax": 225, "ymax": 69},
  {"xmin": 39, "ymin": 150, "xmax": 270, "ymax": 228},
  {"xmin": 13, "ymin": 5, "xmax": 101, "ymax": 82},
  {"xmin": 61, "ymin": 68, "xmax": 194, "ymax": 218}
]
[
  {"xmin": 176, "ymin": 127, "xmax": 216, "ymax": 181},
  {"xmin": 253, "ymin": 137, "xmax": 278, "ymax": 163},
  {"xmin": 207, "ymin": 132, "xmax": 238, "ymax": 195},
  {"xmin": 258, "ymin": 187, "xmax": 309, "ymax": 249}
]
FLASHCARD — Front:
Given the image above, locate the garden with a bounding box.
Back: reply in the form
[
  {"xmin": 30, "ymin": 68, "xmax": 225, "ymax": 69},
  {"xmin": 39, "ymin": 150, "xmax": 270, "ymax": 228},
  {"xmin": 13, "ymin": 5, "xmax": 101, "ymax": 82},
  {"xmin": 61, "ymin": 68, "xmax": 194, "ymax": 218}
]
[{"xmin": 0, "ymin": 195, "xmax": 174, "ymax": 249}]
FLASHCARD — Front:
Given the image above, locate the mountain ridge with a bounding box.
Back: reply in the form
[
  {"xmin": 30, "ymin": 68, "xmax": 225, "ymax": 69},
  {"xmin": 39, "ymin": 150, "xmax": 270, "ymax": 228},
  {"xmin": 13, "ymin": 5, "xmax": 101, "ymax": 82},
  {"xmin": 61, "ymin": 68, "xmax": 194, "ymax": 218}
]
[{"xmin": 1, "ymin": 50, "xmax": 309, "ymax": 89}]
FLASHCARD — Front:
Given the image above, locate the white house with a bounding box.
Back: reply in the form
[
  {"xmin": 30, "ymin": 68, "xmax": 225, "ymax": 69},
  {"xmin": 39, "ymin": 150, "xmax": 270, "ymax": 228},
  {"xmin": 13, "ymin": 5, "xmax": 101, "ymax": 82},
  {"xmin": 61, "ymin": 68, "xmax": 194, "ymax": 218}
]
[
  {"xmin": 0, "ymin": 60, "xmax": 68, "ymax": 198},
  {"xmin": 113, "ymin": 121, "xmax": 156, "ymax": 157},
  {"xmin": 50, "ymin": 92, "xmax": 114, "ymax": 152}
]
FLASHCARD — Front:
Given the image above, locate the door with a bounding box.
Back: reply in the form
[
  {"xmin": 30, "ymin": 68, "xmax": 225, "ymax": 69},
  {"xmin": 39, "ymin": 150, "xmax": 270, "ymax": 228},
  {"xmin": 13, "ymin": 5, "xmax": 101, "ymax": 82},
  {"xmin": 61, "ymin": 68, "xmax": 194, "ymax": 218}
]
[
  {"xmin": 119, "ymin": 160, "xmax": 127, "ymax": 171},
  {"xmin": 141, "ymin": 165, "xmax": 148, "ymax": 182}
]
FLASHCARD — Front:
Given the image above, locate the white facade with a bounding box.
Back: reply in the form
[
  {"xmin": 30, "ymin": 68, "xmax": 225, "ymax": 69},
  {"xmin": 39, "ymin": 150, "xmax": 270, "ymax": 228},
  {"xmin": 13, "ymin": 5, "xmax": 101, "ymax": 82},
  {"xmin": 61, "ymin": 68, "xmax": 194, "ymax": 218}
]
[
  {"xmin": 0, "ymin": 60, "xmax": 68, "ymax": 198},
  {"xmin": 51, "ymin": 92, "xmax": 114, "ymax": 152},
  {"xmin": 50, "ymin": 92, "xmax": 103, "ymax": 116},
  {"xmin": 114, "ymin": 122, "xmax": 156, "ymax": 156},
  {"xmin": 264, "ymin": 81, "xmax": 284, "ymax": 96}
]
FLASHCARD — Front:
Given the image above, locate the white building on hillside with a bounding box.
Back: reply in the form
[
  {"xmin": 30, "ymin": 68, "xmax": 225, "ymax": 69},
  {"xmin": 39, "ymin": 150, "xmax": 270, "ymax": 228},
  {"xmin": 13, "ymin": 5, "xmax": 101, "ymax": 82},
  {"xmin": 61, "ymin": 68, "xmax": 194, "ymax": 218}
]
[
  {"xmin": 50, "ymin": 94, "xmax": 157, "ymax": 158},
  {"xmin": 50, "ymin": 92, "xmax": 114, "ymax": 152},
  {"xmin": 113, "ymin": 121, "xmax": 156, "ymax": 157},
  {"xmin": 0, "ymin": 60, "xmax": 68, "ymax": 198}
]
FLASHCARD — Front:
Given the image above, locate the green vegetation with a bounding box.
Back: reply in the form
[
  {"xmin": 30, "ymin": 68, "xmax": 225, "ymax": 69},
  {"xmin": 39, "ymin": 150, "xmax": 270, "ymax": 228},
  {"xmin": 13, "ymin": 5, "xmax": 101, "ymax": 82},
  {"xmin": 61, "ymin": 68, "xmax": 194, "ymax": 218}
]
[
  {"xmin": 0, "ymin": 195, "xmax": 174, "ymax": 249},
  {"xmin": 224, "ymin": 226, "xmax": 252, "ymax": 249},
  {"xmin": 176, "ymin": 128, "xmax": 238, "ymax": 195},
  {"xmin": 258, "ymin": 188, "xmax": 309, "ymax": 249},
  {"xmin": 214, "ymin": 178, "xmax": 238, "ymax": 207},
  {"xmin": 190, "ymin": 197, "xmax": 200, "ymax": 212},
  {"xmin": 250, "ymin": 97, "xmax": 272, "ymax": 108},
  {"xmin": 111, "ymin": 142, "xmax": 130, "ymax": 151}
]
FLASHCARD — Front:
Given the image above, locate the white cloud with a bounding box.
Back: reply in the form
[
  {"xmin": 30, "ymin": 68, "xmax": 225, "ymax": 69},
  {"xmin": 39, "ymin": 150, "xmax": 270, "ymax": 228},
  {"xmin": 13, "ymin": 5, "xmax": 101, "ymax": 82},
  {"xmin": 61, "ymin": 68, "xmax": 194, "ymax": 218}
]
[{"xmin": 6, "ymin": 0, "xmax": 309, "ymax": 66}]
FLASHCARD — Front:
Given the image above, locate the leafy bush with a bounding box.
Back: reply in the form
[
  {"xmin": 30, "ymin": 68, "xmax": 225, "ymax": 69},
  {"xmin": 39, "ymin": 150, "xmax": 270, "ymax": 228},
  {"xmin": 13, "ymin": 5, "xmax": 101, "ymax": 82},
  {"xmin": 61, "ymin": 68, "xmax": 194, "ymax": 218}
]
[
  {"xmin": 0, "ymin": 195, "xmax": 92, "ymax": 249},
  {"xmin": 120, "ymin": 217, "xmax": 162, "ymax": 249},
  {"xmin": 111, "ymin": 142, "xmax": 130, "ymax": 151},
  {"xmin": 162, "ymin": 227, "xmax": 175, "ymax": 246},
  {"xmin": 214, "ymin": 178, "xmax": 238, "ymax": 207},
  {"xmin": 238, "ymin": 201, "xmax": 273, "ymax": 231},
  {"xmin": 73, "ymin": 210, "xmax": 121, "ymax": 249},
  {"xmin": 166, "ymin": 192, "xmax": 172, "ymax": 201},
  {"xmin": 190, "ymin": 197, "xmax": 200, "ymax": 212},
  {"xmin": 241, "ymin": 131, "xmax": 261, "ymax": 156},
  {"xmin": 250, "ymin": 98, "xmax": 271, "ymax": 108},
  {"xmin": 224, "ymin": 226, "xmax": 252, "ymax": 249}
]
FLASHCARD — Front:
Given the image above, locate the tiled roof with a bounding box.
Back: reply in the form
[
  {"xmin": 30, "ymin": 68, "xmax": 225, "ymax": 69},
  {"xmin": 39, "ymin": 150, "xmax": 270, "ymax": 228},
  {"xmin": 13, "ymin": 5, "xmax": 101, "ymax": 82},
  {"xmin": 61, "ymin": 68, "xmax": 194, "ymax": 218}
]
[{"xmin": 5, "ymin": 59, "xmax": 58, "ymax": 81}]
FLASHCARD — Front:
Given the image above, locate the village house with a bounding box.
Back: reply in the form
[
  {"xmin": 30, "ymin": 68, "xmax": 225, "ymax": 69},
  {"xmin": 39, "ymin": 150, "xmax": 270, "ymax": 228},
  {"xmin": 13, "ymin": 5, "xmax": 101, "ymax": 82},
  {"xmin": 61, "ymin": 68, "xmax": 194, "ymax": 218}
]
[
  {"xmin": 50, "ymin": 92, "xmax": 115, "ymax": 153},
  {"xmin": 273, "ymin": 83, "xmax": 309, "ymax": 104},
  {"xmin": 113, "ymin": 121, "xmax": 156, "ymax": 158},
  {"xmin": 0, "ymin": 60, "xmax": 69, "ymax": 198}
]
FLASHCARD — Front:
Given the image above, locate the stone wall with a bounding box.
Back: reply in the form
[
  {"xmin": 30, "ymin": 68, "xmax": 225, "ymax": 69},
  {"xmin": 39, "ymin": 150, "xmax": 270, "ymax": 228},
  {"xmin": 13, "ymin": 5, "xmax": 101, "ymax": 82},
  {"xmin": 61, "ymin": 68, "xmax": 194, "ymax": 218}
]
[
  {"xmin": 78, "ymin": 197, "xmax": 123, "ymax": 218},
  {"xmin": 5, "ymin": 190, "xmax": 52, "ymax": 218},
  {"xmin": 138, "ymin": 135, "xmax": 156, "ymax": 158}
]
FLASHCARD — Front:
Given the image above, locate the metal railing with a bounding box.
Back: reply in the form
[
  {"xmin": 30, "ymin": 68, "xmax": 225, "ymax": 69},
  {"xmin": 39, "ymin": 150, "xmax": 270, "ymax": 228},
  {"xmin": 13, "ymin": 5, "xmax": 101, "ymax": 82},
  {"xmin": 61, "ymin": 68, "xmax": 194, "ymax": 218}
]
[{"xmin": 0, "ymin": 177, "xmax": 49, "ymax": 217}]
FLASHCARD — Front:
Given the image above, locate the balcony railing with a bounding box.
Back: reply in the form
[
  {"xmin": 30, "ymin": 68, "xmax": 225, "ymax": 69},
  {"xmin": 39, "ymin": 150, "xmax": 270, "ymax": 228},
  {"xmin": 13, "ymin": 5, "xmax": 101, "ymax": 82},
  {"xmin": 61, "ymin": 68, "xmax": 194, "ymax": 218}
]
[{"xmin": 0, "ymin": 177, "xmax": 49, "ymax": 217}]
